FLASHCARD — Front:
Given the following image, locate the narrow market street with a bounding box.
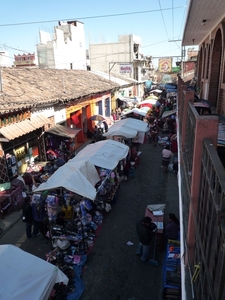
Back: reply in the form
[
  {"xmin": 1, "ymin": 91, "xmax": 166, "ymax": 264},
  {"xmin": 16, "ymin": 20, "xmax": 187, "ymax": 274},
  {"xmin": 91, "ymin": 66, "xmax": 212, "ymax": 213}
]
[{"xmin": 0, "ymin": 140, "xmax": 179, "ymax": 300}]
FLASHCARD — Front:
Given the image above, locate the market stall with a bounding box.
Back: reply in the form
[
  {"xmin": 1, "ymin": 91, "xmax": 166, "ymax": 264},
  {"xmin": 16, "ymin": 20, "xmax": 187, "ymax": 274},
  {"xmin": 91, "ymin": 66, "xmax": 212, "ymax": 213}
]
[
  {"xmin": 34, "ymin": 160, "xmax": 100, "ymax": 200},
  {"xmin": 73, "ymin": 139, "xmax": 129, "ymax": 170},
  {"xmin": 103, "ymin": 118, "xmax": 148, "ymax": 145},
  {"xmin": 111, "ymin": 118, "xmax": 148, "ymax": 133},
  {"xmin": 0, "ymin": 244, "xmax": 68, "ymax": 300},
  {"xmin": 103, "ymin": 126, "xmax": 138, "ymax": 139}
]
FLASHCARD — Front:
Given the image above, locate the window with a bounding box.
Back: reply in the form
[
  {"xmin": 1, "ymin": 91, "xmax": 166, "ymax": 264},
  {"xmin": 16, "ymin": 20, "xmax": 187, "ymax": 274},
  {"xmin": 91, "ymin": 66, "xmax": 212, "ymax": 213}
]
[
  {"xmin": 105, "ymin": 98, "xmax": 110, "ymax": 117},
  {"xmin": 98, "ymin": 101, "xmax": 103, "ymax": 115}
]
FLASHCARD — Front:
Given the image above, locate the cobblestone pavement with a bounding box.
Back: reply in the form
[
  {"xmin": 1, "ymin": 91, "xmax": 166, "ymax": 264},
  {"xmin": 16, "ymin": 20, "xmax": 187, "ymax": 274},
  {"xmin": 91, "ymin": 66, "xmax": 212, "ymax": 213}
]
[
  {"xmin": 0, "ymin": 140, "xmax": 179, "ymax": 300},
  {"xmin": 81, "ymin": 141, "xmax": 179, "ymax": 300}
]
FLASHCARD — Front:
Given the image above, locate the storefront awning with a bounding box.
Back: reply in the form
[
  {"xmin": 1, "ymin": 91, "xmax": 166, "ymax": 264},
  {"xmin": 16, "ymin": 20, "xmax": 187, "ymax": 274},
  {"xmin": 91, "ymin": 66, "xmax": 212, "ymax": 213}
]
[
  {"xmin": 0, "ymin": 114, "xmax": 50, "ymax": 141},
  {"xmin": 45, "ymin": 124, "xmax": 81, "ymax": 138},
  {"xmin": 161, "ymin": 109, "xmax": 177, "ymax": 119}
]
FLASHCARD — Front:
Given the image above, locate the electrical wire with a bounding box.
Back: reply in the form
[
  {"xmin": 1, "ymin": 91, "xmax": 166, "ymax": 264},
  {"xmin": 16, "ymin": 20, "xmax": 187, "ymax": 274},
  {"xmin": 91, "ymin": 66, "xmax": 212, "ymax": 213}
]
[
  {"xmin": 0, "ymin": 7, "xmax": 185, "ymax": 27},
  {"xmin": 0, "ymin": 34, "xmax": 182, "ymax": 67},
  {"xmin": 158, "ymin": 0, "xmax": 170, "ymax": 39}
]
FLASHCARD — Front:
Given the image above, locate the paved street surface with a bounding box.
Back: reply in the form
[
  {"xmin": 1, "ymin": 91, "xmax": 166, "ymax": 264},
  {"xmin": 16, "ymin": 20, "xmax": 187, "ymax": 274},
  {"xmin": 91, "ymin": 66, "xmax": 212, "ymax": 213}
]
[{"xmin": 0, "ymin": 140, "xmax": 179, "ymax": 300}]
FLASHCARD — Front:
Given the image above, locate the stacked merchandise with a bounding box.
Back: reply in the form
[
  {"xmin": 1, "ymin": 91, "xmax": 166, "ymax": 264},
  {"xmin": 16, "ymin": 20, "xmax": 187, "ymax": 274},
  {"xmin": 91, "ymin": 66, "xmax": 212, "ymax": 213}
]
[
  {"xmin": 162, "ymin": 240, "xmax": 181, "ymax": 300},
  {"xmin": 95, "ymin": 167, "xmax": 121, "ymax": 209},
  {"xmin": 46, "ymin": 247, "xmax": 87, "ymax": 300},
  {"xmin": 45, "ymin": 194, "xmax": 103, "ymax": 253},
  {"xmin": 44, "ymin": 194, "xmax": 104, "ymax": 299}
]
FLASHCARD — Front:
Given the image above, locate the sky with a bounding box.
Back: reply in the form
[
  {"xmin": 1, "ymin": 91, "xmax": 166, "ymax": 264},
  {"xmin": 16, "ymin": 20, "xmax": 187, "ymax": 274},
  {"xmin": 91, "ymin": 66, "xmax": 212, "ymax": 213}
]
[{"xmin": 0, "ymin": 0, "xmax": 189, "ymax": 68}]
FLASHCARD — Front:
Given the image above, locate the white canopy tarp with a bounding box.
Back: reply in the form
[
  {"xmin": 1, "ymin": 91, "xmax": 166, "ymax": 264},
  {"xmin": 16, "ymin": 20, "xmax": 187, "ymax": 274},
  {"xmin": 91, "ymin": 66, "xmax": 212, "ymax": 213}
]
[
  {"xmin": 121, "ymin": 108, "xmax": 147, "ymax": 117},
  {"xmin": 103, "ymin": 126, "xmax": 138, "ymax": 139},
  {"xmin": 34, "ymin": 160, "xmax": 99, "ymax": 200},
  {"xmin": 73, "ymin": 140, "xmax": 129, "ymax": 170},
  {"xmin": 0, "ymin": 244, "xmax": 68, "ymax": 300},
  {"xmin": 111, "ymin": 118, "xmax": 148, "ymax": 133}
]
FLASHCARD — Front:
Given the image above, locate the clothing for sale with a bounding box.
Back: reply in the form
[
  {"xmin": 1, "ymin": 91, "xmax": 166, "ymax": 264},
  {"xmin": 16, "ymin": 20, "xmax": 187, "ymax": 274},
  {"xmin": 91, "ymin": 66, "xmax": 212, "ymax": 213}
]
[{"xmin": 32, "ymin": 201, "xmax": 46, "ymax": 222}]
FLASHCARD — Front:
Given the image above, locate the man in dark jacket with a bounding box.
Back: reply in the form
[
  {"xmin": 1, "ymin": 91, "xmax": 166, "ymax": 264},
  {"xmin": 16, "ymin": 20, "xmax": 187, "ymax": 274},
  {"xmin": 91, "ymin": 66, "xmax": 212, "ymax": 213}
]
[
  {"xmin": 22, "ymin": 196, "xmax": 39, "ymax": 239},
  {"xmin": 136, "ymin": 216, "xmax": 157, "ymax": 262}
]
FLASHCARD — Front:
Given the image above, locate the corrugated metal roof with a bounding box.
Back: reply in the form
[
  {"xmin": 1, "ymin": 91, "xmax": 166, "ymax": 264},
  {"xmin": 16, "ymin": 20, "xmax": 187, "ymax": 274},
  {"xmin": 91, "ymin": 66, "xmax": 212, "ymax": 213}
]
[{"xmin": 0, "ymin": 114, "xmax": 50, "ymax": 140}]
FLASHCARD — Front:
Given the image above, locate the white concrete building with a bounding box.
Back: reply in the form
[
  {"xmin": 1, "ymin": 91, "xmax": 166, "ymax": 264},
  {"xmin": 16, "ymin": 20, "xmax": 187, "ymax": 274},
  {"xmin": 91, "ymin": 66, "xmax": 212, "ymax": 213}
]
[
  {"xmin": 36, "ymin": 20, "xmax": 86, "ymax": 70},
  {"xmin": 89, "ymin": 34, "xmax": 147, "ymax": 82},
  {"xmin": 0, "ymin": 51, "xmax": 11, "ymax": 67}
]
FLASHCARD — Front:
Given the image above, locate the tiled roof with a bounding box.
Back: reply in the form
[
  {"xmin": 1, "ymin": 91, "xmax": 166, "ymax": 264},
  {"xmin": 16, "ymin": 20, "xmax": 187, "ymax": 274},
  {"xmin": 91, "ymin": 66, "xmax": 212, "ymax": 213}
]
[{"xmin": 0, "ymin": 67, "xmax": 120, "ymax": 113}]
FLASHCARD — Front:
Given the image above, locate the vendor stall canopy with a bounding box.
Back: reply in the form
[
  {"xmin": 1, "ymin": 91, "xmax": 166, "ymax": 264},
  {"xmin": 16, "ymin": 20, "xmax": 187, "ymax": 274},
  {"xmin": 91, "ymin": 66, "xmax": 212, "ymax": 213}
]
[
  {"xmin": 103, "ymin": 118, "xmax": 148, "ymax": 143},
  {"xmin": 34, "ymin": 160, "xmax": 100, "ymax": 200},
  {"xmin": 110, "ymin": 118, "xmax": 148, "ymax": 133},
  {"xmin": 121, "ymin": 108, "xmax": 147, "ymax": 117},
  {"xmin": 0, "ymin": 114, "xmax": 50, "ymax": 141},
  {"xmin": 0, "ymin": 244, "xmax": 68, "ymax": 300},
  {"xmin": 73, "ymin": 139, "xmax": 129, "ymax": 170},
  {"xmin": 45, "ymin": 124, "xmax": 81, "ymax": 138},
  {"xmin": 103, "ymin": 126, "xmax": 138, "ymax": 139}
]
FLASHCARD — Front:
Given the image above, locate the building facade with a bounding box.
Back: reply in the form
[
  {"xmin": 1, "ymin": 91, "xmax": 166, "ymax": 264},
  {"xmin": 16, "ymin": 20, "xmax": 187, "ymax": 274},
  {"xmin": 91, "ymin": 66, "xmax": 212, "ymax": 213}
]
[
  {"xmin": 36, "ymin": 20, "xmax": 87, "ymax": 70},
  {"xmin": 89, "ymin": 34, "xmax": 147, "ymax": 84},
  {"xmin": 179, "ymin": 1, "xmax": 225, "ymax": 299},
  {"xmin": 13, "ymin": 53, "xmax": 37, "ymax": 67},
  {"xmin": 0, "ymin": 51, "xmax": 11, "ymax": 67},
  {"xmin": 0, "ymin": 68, "xmax": 139, "ymax": 184}
]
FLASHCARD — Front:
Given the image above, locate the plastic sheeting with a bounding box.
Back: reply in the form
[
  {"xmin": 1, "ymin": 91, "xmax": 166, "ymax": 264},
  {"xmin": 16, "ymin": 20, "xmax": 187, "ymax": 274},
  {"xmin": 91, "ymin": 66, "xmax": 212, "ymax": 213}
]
[{"xmin": 0, "ymin": 244, "xmax": 68, "ymax": 300}]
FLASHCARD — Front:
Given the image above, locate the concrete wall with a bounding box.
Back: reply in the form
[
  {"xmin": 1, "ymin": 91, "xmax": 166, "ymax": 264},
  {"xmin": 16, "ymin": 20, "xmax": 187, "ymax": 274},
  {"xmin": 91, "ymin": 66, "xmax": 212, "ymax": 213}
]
[
  {"xmin": 37, "ymin": 21, "xmax": 86, "ymax": 70},
  {"xmin": 89, "ymin": 34, "xmax": 142, "ymax": 80}
]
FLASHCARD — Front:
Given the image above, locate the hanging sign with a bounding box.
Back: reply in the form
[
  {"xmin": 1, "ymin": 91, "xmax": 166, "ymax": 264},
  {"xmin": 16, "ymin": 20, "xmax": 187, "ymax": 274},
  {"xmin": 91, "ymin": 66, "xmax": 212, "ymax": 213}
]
[{"xmin": 120, "ymin": 64, "xmax": 133, "ymax": 73}]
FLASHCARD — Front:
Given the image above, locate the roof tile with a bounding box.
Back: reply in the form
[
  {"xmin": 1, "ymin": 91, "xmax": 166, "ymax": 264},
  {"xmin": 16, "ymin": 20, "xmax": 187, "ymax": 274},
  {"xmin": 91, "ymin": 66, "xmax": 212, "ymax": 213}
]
[{"xmin": 0, "ymin": 68, "xmax": 120, "ymax": 113}]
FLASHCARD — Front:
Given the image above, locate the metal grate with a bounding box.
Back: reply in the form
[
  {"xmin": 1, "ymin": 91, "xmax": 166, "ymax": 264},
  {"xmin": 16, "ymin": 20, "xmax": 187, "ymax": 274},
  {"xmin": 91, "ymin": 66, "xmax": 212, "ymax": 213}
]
[{"xmin": 192, "ymin": 139, "xmax": 225, "ymax": 299}]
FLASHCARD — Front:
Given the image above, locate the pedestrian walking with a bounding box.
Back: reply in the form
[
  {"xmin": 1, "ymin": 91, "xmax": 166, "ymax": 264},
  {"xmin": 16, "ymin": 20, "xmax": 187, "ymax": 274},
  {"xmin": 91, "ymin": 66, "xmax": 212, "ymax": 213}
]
[
  {"xmin": 111, "ymin": 109, "xmax": 117, "ymax": 123},
  {"xmin": 22, "ymin": 196, "xmax": 39, "ymax": 239},
  {"xmin": 136, "ymin": 216, "xmax": 157, "ymax": 262},
  {"xmin": 162, "ymin": 145, "xmax": 173, "ymax": 173},
  {"xmin": 149, "ymin": 119, "xmax": 158, "ymax": 146}
]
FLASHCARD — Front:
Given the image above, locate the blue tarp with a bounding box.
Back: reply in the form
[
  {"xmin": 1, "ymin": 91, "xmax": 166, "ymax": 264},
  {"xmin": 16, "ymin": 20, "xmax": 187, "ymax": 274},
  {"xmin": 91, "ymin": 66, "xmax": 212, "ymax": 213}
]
[{"xmin": 67, "ymin": 255, "xmax": 87, "ymax": 300}]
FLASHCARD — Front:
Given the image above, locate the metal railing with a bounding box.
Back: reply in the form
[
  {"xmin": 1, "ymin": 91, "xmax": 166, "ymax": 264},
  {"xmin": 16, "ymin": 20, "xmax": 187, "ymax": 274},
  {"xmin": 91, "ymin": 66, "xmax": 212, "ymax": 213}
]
[{"xmin": 178, "ymin": 80, "xmax": 225, "ymax": 299}]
